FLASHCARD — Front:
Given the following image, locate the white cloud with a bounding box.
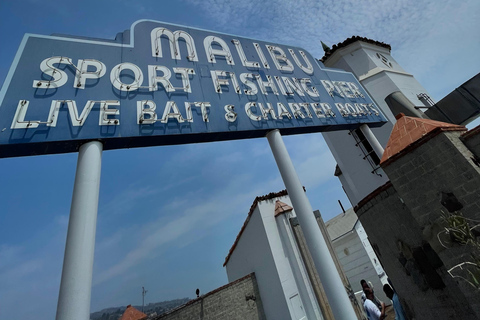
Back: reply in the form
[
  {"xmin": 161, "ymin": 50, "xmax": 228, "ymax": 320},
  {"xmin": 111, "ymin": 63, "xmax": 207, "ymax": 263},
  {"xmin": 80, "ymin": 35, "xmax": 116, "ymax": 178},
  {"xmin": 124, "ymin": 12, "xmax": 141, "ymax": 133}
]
[
  {"xmin": 0, "ymin": 215, "xmax": 68, "ymax": 319},
  {"xmin": 99, "ymin": 184, "xmax": 161, "ymax": 217},
  {"xmin": 93, "ymin": 169, "xmax": 277, "ymax": 285},
  {"xmin": 182, "ymin": 0, "xmax": 480, "ymax": 100},
  {"xmin": 95, "ymin": 230, "xmax": 125, "ymax": 255},
  {"xmin": 295, "ymin": 151, "xmax": 336, "ymax": 189},
  {"xmin": 92, "ymin": 132, "xmax": 340, "ymax": 288},
  {"xmin": 0, "ymin": 258, "xmax": 43, "ymax": 285},
  {"xmin": 0, "ymin": 244, "xmax": 23, "ymax": 269}
]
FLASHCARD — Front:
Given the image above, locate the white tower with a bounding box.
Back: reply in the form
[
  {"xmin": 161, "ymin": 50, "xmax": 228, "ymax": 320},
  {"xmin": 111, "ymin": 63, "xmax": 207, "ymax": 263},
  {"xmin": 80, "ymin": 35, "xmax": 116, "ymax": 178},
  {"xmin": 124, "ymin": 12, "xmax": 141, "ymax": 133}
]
[{"xmin": 320, "ymin": 37, "xmax": 434, "ymax": 206}]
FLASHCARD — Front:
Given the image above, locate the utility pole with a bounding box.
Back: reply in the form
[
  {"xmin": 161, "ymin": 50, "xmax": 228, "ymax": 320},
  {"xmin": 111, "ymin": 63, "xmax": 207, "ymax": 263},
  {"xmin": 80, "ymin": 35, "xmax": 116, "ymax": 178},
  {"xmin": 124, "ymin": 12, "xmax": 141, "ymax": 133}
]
[{"xmin": 142, "ymin": 287, "xmax": 148, "ymax": 313}]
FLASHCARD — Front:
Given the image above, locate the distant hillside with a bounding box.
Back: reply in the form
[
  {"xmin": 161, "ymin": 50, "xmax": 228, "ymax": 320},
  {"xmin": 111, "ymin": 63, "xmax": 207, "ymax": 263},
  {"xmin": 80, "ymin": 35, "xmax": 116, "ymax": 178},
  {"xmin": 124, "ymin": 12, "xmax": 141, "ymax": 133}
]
[{"xmin": 90, "ymin": 298, "xmax": 190, "ymax": 320}]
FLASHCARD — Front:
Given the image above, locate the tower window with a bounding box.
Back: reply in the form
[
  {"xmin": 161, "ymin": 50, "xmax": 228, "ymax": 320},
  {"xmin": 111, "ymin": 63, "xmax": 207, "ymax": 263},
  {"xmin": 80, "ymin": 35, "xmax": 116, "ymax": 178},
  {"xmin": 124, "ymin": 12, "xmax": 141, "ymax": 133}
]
[
  {"xmin": 350, "ymin": 128, "xmax": 381, "ymax": 171},
  {"xmin": 417, "ymin": 93, "xmax": 435, "ymax": 107},
  {"xmin": 376, "ymin": 52, "xmax": 393, "ymax": 68}
]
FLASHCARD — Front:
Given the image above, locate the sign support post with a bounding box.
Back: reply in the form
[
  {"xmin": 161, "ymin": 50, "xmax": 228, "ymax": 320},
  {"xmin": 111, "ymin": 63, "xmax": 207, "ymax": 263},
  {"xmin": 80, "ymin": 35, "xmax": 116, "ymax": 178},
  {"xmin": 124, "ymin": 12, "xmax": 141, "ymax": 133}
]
[
  {"xmin": 359, "ymin": 124, "xmax": 385, "ymax": 158},
  {"xmin": 266, "ymin": 129, "xmax": 357, "ymax": 320},
  {"xmin": 56, "ymin": 141, "xmax": 103, "ymax": 320}
]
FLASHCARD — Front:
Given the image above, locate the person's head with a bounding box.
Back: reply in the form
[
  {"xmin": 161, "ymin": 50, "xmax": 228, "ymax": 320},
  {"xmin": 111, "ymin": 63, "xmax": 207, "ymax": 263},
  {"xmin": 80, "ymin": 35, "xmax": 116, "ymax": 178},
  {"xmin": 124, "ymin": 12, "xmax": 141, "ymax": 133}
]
[
  {"xmin": 383, "ymin": 283, "xmax": 394, "ymax": 300},
  {"xmin": 360, "ymin": 279, "xmax": 371, "ymax": 293}
]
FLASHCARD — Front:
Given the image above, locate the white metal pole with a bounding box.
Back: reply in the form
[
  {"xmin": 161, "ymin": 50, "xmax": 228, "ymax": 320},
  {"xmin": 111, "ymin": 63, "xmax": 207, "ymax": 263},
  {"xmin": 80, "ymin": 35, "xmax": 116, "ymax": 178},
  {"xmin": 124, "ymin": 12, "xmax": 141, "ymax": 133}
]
[
  {"xmin": 359, "ymin": 124, "xmax": 384, "ymax": 159},
  {"xmin": 56, "ymin": 141, "xmax": 103, "ymax": 320},
  {"xmin": 266, "ymin": 129, "xmax": 357, "ymax": 320}
]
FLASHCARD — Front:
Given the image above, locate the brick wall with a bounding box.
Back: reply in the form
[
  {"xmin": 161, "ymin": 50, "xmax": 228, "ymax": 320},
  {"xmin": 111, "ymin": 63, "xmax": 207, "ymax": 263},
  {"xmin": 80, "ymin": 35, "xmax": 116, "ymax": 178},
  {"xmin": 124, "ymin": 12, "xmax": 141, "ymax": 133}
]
[{"xmin": 154, "ymin": 273, "xmax": 265, "ymax": 320}]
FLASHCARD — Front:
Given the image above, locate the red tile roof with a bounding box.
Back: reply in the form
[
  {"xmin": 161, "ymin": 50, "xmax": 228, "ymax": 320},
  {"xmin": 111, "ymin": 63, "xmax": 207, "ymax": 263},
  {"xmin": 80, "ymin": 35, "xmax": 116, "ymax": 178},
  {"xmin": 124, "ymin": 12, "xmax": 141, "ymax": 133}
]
[
  {"xmin": 120, "ymin": 305, "xmax": 147, "ymax": 320},
  {"xmin": 320, "ymin": 36, "xmax": 391, "ymax": 62},
  {"xmin": 461, "ymin": 124, "xmax": 480, "ymax": 140},
  {"xmin": 380, "ymin": 113, "xmax": 467, "ymax": 166},
  {"xmin": 274, "ymin": 200, "xmax": 293, "ymax": 217}
]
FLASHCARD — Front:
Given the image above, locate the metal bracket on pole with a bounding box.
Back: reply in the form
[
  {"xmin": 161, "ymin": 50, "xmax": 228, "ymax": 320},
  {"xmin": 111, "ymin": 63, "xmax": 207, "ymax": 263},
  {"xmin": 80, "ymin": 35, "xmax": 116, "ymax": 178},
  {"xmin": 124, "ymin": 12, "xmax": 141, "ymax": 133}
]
[
  {"xmin": 56, "ymin": 141, "xmax": 103, "ymax": 320},
  {"xmin": 266, "ymin": 129, "xmax": 357, "ymax": 320}
]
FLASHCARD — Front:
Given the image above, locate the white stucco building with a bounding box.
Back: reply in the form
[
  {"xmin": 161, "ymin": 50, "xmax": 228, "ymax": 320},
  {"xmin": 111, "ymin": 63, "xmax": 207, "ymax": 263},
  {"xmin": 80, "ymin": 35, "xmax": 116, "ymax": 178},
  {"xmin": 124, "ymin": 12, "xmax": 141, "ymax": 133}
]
[
  {"xmin": 224, "ymin": 192, "xmax": 323, "ymax": 320},
  {"xmin": 320, "ymin": 37, "xmax": 433, "ymax": 207},
  {"xmin": 223, "ymin": 191, "xmax": 389, "ymax": 320},
  {"xmin": 324, "ymin": 208, "xmax": 389, "ymax": 305}
]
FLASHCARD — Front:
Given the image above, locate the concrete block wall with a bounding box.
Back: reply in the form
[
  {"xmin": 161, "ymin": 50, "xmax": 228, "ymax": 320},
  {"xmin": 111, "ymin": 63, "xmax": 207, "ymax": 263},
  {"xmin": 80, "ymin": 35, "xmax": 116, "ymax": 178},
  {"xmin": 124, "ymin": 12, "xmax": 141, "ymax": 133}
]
[
  {"xmin": 384, "ymin": 131, "xmax": 480, "ymax": 225},
  {"xmin": 462, "ymin": 125, "xmax": 480, "ymax": 158},
  {"xmin": 355, "ymin": 183, "xmax": 478, "ymax": 320},
  {"xmin": 155, "ymin": 273, "xmax": 265, "ymax": 320},
  {"xmin": 381, "ymin": 131, "xmax": 480, "ymax": 318}
]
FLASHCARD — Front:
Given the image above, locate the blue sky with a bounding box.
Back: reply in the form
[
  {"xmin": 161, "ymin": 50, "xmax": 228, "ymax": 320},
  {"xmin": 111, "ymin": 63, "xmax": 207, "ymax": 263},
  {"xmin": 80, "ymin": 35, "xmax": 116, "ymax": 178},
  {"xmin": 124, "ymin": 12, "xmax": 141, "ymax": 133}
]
[{"xmin": 0, "ymin": 1, "xmax": 479, "ymax": 319}]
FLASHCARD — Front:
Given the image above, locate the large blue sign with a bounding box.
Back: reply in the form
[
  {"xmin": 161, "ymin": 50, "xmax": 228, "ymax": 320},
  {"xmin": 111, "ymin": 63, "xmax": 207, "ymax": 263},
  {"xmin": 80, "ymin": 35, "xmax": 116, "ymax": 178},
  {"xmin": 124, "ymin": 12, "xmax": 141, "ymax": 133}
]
[{"xmin": 0, "ymin": 20, "xmax": 386, "ymax": 158}]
